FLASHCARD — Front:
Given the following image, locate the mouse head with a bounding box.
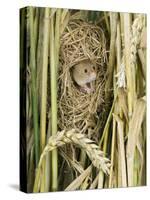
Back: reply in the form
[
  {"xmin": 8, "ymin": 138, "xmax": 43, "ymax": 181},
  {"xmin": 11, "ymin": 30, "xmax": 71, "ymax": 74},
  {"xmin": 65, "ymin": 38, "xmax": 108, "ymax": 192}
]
[
  {"xmin": 81, "ymin": 60, "xmax": 96, "ymax": 79},
  {"xmin": 72, "ymin": 59, "xmax": 97, "ymax": 85}
]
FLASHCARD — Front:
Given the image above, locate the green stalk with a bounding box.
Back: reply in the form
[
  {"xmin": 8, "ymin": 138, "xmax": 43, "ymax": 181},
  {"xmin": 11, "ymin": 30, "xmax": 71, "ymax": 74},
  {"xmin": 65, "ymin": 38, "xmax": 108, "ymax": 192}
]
[
  {"xmin": 20, "ymin": 8, "xmax": 25, "ymax": 70},
  {"xmin": 34, "ymin": 8, "xmax": 39, "ymax": 60},
  {"xmin": 55, "ymin": 9, "xmax": 61, "ymax": 71},
  {"xmin": 29, "ymin": 7, "xmax": 39, "ymax": 166},
  {"xmin": 45, "ymin": 119, "xmax": 51, "ymax": 192},
  {"xmin": 40, "ymin": 7, "xmax": 50, "ymax": 192},
  {"xmin": 50, "ymin": 11, "xmax": 58, "ymax": 191},
  {"xmin": 40, "ymin": 7, "xmax": 50, "ymax": 153}
]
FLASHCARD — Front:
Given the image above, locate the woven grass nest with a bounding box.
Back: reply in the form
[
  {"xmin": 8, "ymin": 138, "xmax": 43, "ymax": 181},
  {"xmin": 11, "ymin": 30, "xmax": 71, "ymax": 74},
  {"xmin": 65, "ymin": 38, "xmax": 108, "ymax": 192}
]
[{"xmin": 58, "ymin": 20, "xmax": 108, "ymax": 141}]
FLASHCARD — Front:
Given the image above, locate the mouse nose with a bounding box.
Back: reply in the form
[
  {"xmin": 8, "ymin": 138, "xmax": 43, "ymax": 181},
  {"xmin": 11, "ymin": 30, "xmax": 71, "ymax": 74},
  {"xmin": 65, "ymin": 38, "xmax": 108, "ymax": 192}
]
[{"xmin": 91, "ymin": 72, "xmax": 96, "ymax": 78}]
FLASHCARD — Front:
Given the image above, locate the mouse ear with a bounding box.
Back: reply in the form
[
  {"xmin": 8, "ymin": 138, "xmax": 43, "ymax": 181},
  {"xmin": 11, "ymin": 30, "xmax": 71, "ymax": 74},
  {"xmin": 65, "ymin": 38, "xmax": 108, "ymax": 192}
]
[
  {"xmin": 71, "ymin": 63, "xmax": 76, "ymax": 69},
  {"xmin": 71, "ymin": 63, "xmax": 78, "ymax": 71}
]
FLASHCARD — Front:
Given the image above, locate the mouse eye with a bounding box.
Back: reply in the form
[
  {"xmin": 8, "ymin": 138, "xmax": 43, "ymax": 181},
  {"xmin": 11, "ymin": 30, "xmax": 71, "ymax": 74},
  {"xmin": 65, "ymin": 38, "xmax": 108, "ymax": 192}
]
[
  {"xmin": 84, "ymin": 69, "xmax": 87, "ymax": 73},
  {"xmin": 93, "ymin": 66, "xmax": 95, "ymax": 70}
]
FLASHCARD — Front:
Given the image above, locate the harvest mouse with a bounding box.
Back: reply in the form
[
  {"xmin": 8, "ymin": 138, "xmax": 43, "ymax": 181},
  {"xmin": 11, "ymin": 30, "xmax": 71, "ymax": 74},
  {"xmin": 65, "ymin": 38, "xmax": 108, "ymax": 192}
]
[{"xmin": 72, "ymin": 60, "xmax": 96, "ymax": 93}]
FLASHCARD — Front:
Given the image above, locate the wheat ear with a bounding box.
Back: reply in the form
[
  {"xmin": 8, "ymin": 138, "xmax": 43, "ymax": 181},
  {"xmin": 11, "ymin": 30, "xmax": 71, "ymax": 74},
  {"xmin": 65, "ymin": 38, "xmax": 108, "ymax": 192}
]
[
  {"xmin": 38, "ymin": 129, "xmax": 111, "ymax": 174},
  {"xmin": 130, "ymin": 14, "xmax": 145, "ymax": 64}
]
